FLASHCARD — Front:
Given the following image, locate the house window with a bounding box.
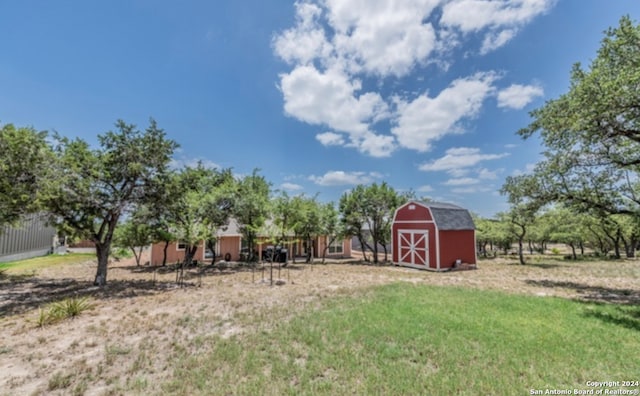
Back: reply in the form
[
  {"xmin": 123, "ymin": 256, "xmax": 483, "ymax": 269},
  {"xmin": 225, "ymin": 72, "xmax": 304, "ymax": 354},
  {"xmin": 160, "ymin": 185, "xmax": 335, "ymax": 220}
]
[
  {"xmin": 177, "ymin": 241, "xmax": 187, "ymax": 250},
  {"xmin": 328, "ymin": 238, "xmax": 343, "ymax": 254}
]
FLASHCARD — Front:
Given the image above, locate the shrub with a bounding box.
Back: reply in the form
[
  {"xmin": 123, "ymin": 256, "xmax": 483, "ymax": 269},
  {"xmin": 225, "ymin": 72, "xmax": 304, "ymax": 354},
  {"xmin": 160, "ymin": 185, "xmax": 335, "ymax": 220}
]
[
  {"xmin": 48, "ymin": 372, "xmax": 73, "ymax": 390},
  {"xmin": 111, "ymin": 246, "xmax": 133, "ymax": 260},
  {"xmin": 550, "ymin": 247, "xmax": 561, "ymax": 255},
  {"xmin": 34, "ymin": 297, "xmax": 93, "ymax": 327},
  {"xmin": 50, "ymin": 296, "xmax": 93, "ymax": 318}
]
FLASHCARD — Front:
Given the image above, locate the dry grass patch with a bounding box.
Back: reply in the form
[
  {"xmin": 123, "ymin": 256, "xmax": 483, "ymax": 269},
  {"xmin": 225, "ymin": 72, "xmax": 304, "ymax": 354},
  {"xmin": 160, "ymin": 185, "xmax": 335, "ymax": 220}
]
[{"xmin": 0, "ymin": 254, "xmax": 638, "ymax": 394}]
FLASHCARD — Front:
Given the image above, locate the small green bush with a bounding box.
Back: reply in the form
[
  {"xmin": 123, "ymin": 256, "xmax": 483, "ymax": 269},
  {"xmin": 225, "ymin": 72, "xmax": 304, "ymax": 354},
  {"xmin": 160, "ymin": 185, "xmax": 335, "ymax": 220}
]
[
  {"xmin": 48, "ymin": 372, "xmax": 73, "ymax": 390},
  {"xmin": 35, "ymin": 297, "xmax": 93, "ymax": 327},
  {"xmin": 550, "ymin": 247, "xmax": 561, "ymax": 255},
  {"xmin": 111, "ymin": 247, "xmax": 133, "ymax": 260},
  {"xmin": 50, "ymin": 296, "xmax": 93, "ymax": 318}
]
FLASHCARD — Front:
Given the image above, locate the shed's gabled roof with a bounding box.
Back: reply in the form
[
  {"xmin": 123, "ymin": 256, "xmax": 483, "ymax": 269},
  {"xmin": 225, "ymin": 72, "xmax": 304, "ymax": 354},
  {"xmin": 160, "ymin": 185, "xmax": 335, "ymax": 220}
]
[{"xmin": 417, "ymin": 201, "xmax": 475, "ymax": 230}]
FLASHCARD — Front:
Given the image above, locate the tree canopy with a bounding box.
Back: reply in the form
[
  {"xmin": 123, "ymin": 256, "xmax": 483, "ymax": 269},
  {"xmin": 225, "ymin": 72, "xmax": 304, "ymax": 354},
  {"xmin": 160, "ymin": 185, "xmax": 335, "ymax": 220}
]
[
  {"xmin": 339, "ymin": 182, "xmax": 404, "ymax": 263},
  {"xmin": 0, "ymin": 123, "xmax": 53, "ymax": 229},
  {"xmin": 44, "ymin": 119, "xmax": 177, "ymax": 285},
  {"xmin": 234, "ymin": 169, "xmax": 270, "ymax": 262},
  {"xmin": 518, "ymin": 16, "xmax": 640, "ymax": 217}
]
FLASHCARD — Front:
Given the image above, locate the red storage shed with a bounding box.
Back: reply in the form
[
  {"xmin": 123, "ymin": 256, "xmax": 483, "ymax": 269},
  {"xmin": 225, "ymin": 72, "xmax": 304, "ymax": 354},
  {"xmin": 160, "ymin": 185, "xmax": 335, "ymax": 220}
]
[{"xmin": 392, "ymin": 201, "xmax": 476, "ymax": 271}]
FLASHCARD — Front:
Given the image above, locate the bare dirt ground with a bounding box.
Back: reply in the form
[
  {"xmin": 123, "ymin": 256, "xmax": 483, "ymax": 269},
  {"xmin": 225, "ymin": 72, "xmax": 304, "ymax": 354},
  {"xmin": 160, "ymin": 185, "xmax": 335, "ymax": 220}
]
[{"xmin": 1, "ymin": 253, "xmax": 639, "ymax": 395}]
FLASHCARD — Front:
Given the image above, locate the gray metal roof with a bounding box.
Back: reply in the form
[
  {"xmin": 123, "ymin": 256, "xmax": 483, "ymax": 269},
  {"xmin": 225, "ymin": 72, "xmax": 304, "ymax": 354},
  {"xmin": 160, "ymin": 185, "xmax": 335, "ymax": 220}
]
[{"xmin": 418, "ymin": 201, "xmax": 475, "ymax": 230}]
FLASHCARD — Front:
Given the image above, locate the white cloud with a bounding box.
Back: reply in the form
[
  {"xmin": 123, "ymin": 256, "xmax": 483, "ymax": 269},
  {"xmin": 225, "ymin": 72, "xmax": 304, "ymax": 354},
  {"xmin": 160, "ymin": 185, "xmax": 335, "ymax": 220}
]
[
  {"xmin": 497, "ymin": 83, "xmax": 544, "ymax": 109},
  {"xmin": 512, "ymin": 162, "xmax": 537, "ymax": 176},
  {"xmin": 326, "ymin": 0, "xmax": 440, "ymax": 77},
  {"xmin": 280, "ymin": 65, "xmax": 388, "ymax": 134},
  {"xmin": 279, "ymin": 65, "xmax": 393, "ymax": 156},
  {"xmin": 480, "ymin": 29, "xmax": 516, "ymax": 54},
  {"xmin": 448, "ymin": 168, "xmax": 470, "ymax": 178},
  {"xmin": 478, "ymin": 168, "xmax": 499, "ymax": 180},
  {"xmin": 272, "ymin": 2, "xmax": 332, "ymax": 65},
  {"xmin": 441, "ymin": 0, "xmax": 555, "ymax": 54},
  {"xmin": 443, "ymin": 177, "xmax": 480, "ymax": 186},
  {"xmin": 354, "ymin": 132, "xmax": 396, "ymax": 157},
  {"xmin": 392, "ymin": 72, "xmax": 498, "ymax": 151},
  {"xmin": 419, "ymin": 147, "xmax": 508, "ymax": 173},
  {"xmin": 273, "ymin": 0, "xmax": 555, "ymax": 157},
  {"xmin": 451, "ymin": 186, "xmax": 492, "ymax": 194},
  {"xmin": 417, "ymin": 185, "xmax": 434, "ymax": 192},
  {"xmin": 441, "ymin": 0, "xmax": 553, "ymax": 33},
  {"xmin": 280, "ymin": 182, "xmax": 304, "ymax": 191},
  {"xmin": 309, "ymin": 170, "xmax": 381, "ymax": 186},
  {"xmin": 316, "ymin": 131, "xmax": 345, "ymax": 146}
]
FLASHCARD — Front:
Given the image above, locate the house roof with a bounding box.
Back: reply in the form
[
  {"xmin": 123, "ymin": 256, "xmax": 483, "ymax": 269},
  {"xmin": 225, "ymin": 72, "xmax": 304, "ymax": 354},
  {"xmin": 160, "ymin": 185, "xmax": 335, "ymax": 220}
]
[
  {"xmin": 214, "ymin": 218, "xmax": 296, "ymax": 238},
  {"xmin": 215, "ymin": 218, "xmax": 242, "ymax": 237},
  {"xmin": 417, "ymin": 201, "xmax": 475, "ymax": 231}
]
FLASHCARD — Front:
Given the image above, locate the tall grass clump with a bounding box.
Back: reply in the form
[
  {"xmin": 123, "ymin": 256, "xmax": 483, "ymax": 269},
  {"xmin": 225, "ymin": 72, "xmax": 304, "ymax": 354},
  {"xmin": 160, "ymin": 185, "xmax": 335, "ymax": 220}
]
[{"xmin": 35, "ymin": 296, "xmax": 93, "ymax": 327}]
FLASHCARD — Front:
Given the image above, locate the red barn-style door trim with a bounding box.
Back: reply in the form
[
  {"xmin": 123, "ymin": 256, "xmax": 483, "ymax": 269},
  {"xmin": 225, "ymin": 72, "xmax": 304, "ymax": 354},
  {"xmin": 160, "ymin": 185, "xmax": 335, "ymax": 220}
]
[{"xmin": 397, "ymin": 229, "xmax": 429, "ymax": 268}]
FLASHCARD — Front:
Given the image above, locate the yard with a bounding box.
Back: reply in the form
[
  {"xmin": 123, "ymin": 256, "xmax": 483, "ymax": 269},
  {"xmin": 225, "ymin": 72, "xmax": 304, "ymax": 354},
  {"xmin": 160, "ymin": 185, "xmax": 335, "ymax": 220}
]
[{"xmin": 0, "ymin": 253, "xmax": 638, "ymax": 395}]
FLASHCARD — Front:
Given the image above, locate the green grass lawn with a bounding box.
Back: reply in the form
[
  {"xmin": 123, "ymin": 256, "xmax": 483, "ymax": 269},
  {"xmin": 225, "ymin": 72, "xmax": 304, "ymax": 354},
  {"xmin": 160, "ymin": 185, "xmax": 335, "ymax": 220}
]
[
  {"xmin": 0, "ymin": 253, "xmax": 95, "ymax": 273},
  {"xmin": 162, "ymin": 283, "xmax": 640, "ymax": 395}
]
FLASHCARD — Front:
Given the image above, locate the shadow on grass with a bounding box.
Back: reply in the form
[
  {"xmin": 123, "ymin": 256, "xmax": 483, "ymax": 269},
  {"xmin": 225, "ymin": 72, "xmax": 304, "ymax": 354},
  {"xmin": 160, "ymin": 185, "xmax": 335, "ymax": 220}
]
[
  {"xmin": 0, "ymin": 277, "xmax": 179, "ymax": 318},
  {"xmin": 341, "ymin": 260, "xmax": 394, "ymax": 267},
  {"xmin": 582, "ymin": 306, "xmax": 640, "ymax": 332},
  {"xmin": 525, "ymin": 279, "xmax": 640, "ymax": 305},
  {"xmin": 526, "ymin": 263, "xmax": 563, "ymax": 269},
  {"xmin": 525, "ymin": 279, "xmax": 640, "ymax": 331}
]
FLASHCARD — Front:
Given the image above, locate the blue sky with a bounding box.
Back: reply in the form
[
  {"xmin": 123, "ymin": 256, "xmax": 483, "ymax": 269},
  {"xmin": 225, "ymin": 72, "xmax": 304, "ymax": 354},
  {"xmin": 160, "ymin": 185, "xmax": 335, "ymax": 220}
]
[{"xmin": 1, "ymin": 1, "xmax": 639, "ymax": 217}]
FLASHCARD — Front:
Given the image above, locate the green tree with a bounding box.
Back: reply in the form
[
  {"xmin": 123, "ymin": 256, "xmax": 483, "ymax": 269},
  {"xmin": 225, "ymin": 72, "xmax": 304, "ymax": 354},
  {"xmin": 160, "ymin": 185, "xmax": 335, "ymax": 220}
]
[
  {"xmin": 0, "ymin": 123, "xmax": 53, "ymax": 228},
  {"xmin": 340, "ymin": 186, "xmax": 371, "ymax": 262},
  {"xmin": 339, "ymin": 182, "xmax": 403, "ymax": 264},
  {"xmin": 270, "ymin": 191, "xmax": 297, "ymax": 260},
  {"xmin": 291, "ymin": 195, "xmax": 322, "ymax": 263},
  {"xmin": 164, "ymin": 164, "xmax": 236, "ymax": 280},
  {"xmin": 113, "ymin": 218, "xmax": 153, "ymax": 266},
  {"xmin": 543, "ymin": 206, "xmax": 586, "ymax": 259},
  {"xmin": 500, "ymin": 175, "xmax": 544, "ymax": 265},
  {"xmin": 43, "ymin": 119, "xmax": 177, "ymax": 286},
  {"xmin": 234, "ymin": 169, "xmax": 270, "ymax": 263},
  {"xmin": 518, "ymin": 16, "xmax": 640, "ymax": 218},
  {"xmin": 318, "ymin": 201, "xmax": 344, "ymax": 263}
]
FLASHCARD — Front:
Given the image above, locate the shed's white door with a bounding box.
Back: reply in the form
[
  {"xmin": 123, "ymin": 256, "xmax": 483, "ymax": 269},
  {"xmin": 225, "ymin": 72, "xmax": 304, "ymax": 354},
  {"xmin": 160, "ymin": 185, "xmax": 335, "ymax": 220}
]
[{"xmin": 397, "ymin": 229, "xmax": 428, "ymax": 266}]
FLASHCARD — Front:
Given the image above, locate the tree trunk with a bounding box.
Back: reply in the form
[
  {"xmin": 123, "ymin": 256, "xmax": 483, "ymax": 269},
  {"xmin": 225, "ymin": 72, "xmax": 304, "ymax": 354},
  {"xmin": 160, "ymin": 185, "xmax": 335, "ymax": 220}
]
[
  {"xmin": 292, "ymin": 240, "xmax": 297, "ymax": 264},
  {"xmin": 162, "ymin": 240, "xmax": 169, "ymax": 266},
  {"xmin": 357, "ymin": 234, "xmax": 368, "ymax": 262},
  {"xmin": 305, "ymin": 237, "xmax": 313, "ymax": 263},
  {"xmin": 130, "ymin": 246, "xmax": 142, "ymax": 266},
  {"xmin": 517, "ymin": 223, "xmax": 526, "ymax": 265},
  {"xmin": 382, "ymin": 243, "xmax": 388, "ymax": 263},
  {"xmin": 94, "ymin": 242, "xmax": 110, "ymax": 286},
  {"xmin": 613, "ymin": 229, "xmax": 621, "ymax": 259},
  {"xmin": 372, "ymin": 239, "xmax": 379, "ymax": 264},
  {"xmin": 207, "ymin": 239, "xmax": 216, "ymax": 264},
  {"xmin": 570, "ymin": 243, "xmax": 577, "ymax": 260},
  {"xmin": 321, "ymin": 235, "xmax": 334, "ymax": 264},
  {"xmin": 623, "ymin": 235, "xmax": 636, "ymax": 258}
]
